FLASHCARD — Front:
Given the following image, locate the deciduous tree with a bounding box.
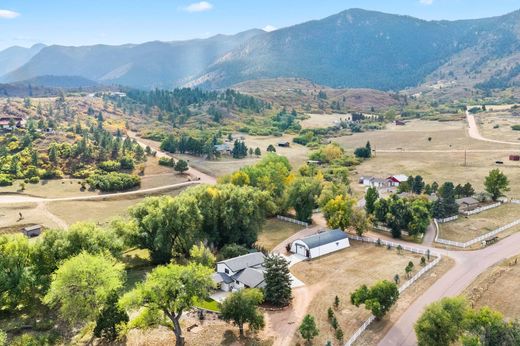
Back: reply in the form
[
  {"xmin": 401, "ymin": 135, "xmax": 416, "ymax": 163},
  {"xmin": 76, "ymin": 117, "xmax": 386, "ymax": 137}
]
[{"xmin": 221, "ymin": 289, "xmax": 265, "ymax": 337}]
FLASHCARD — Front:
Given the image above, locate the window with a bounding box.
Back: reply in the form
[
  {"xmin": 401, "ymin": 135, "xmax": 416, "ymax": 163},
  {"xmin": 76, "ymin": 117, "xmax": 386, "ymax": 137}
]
[{"xmin": 224, "ymin": 268, "xmax": 229, "ymax": 274}]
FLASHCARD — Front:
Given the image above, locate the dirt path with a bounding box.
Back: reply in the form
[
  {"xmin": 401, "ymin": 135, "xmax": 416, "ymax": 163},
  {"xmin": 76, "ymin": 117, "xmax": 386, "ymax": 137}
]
[
  {"xmin": 466, "ymin": 110, "xmax": 520, "ymax": 146},
  {"xmin": 264, "ymin": 283, "xmax": 325, "ymax": 346},
  {"xmin": 127, "ymin": 131, "xmax": 217, "ymax": 184},
  {"xmin": 0, "ymin": 181, "xmax": 200, "ymax": 205},
  {"xmin": 36, "ymin": 202, "xmax": 68, "ymax": 229}
]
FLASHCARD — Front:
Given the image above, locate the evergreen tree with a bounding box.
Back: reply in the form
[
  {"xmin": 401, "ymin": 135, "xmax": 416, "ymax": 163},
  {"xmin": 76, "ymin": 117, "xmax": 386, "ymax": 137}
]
[
  {"xmin": 299, "ymin": 314, "xmax": 319, "ymax": 343},
  {"xmin": 264, "ymin": 255, "xmax": 292, "ymax": 307}
]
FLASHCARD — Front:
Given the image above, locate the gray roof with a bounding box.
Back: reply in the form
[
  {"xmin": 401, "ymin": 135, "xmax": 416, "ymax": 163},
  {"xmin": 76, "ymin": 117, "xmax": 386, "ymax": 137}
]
[
  {"xmin": 217, "ymin": 252, "xmax": 265, "ymax": 272},
  {"xmin": 456, "ymin": 197, "xmax": 479, "ymax": 205},
  {"xmin": 232, "ymin": 267, "xmax": 266, "ymax": 288},
  {"xmin": 212, "ymin": 272, "xmax": 233, "ymax": 284},
  {"xmin": 300, "ymin": 229, "xmax": 348, "ymax": 249},
  {"xmin": 23, "ymin": 225, "xmax": 42, "ymax": 231}
]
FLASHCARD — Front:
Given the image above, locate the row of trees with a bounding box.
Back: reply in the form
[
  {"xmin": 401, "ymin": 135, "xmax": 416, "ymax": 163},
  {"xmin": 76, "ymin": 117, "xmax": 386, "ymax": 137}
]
[{"xmin": 415, "ymin": 296, "xmax": 520, "ymax": 346}]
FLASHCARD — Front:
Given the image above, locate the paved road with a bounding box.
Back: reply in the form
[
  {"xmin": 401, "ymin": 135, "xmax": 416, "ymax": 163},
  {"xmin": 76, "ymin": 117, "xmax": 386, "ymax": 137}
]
[{"xmin": 379, "ymin": 231, "xmax": 520, "ymax": 345}]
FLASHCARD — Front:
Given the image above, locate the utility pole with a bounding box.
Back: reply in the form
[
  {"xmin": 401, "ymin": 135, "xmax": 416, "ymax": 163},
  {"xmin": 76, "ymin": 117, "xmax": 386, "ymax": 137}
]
[{"xmin": 464, "ymin": 149, "xmax": 467, "ymax": 167}]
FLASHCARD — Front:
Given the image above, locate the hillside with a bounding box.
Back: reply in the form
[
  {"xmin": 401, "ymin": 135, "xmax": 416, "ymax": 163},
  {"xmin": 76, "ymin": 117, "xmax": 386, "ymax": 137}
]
[
  {"xmin": 232, "ymin": 78, "xmax": 400, "ymax": 112},
  {"xmin": 194, "ymin": 9, "xmax": 520, "ymax": 91},
  {"xmin": 2, "ymin": 30, "xmax": 264, "ymax": 89}
]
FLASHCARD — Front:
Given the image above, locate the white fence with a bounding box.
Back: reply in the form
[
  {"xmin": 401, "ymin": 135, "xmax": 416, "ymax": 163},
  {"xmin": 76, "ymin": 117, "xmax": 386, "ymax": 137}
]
[
  {"xmin": 276, "ymin": 215, "xmax": 309, "ymax": 228},
  {"xmin": 435, "ymin": 215, "xmax": 458, "ymax": 224},
  {"xmin": 344, "ymin": 234, "xmax": 441, "ymax": 346},
  {"xmin": 435, "ymin": 218, "xmax": 520, "ymax": 248},
  {"xmin": 511, "ymin": 199, "xmax": 520, "ymax": 205},
  {"xmin": 461, "ymin": 202, "xmax": 501, "ymax": 216}
]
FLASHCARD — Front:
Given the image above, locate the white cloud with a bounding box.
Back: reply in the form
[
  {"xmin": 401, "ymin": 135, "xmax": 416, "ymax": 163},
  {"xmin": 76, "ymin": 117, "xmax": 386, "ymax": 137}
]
[
  {"xmin": 419, "ymin": 0, "xmax": 434, "ymax": 5},
  {"xmin": 0, "ymin": 9, "xmax": 20, "ymax": 19},
  {"xmin": 183, "ymin": 2, "xmax": 213, "ymax": 13},
  {"xmin": 262, "ymin": 25, "xmax": 277, "ymax": 32}
]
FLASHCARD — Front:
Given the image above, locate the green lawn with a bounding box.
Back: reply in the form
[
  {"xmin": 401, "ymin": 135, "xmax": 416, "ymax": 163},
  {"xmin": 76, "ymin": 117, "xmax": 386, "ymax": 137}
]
[
  {"xmin": 194, "ymin": 298, "xmax": 221, "ymax": 312},
  {"xmin": 255, "ymin": 218, "xmax": 304, "ymax": 251}
]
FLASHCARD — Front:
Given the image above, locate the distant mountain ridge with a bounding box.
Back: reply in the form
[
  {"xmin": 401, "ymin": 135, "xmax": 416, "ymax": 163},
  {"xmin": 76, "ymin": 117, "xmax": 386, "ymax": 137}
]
[
  {"xmin": 2, "ymin": 9, "xmax": 520, "ymax": 91},
  {"xmin": 0, "ymin": 44, "xmax": 46, "ymax": 77},
  {"xmin": 2, "ymin": 30, "xmax": 264, "ymax": 89}
]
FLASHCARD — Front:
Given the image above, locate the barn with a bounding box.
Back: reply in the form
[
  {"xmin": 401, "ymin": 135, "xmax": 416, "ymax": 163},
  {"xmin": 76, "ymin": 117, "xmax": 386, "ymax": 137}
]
[{"xmin": 290, "ymin": 229, "xmax": 350, "ymax": 259}]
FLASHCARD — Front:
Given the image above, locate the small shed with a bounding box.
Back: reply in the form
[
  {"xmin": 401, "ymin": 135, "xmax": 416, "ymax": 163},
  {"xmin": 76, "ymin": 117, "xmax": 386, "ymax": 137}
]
[
  {"xmin": 395, "ymin": 120, "xmax": 406, "ymax": 126},
  {"xmin": 290, "ymin": 229, "xmax": 350, "ymax": 259},
  {"xmin": 22, "ymin": 225, "xmax": 42, "ymax": 237},
  {"xmin": 278, "ymin": 141, "xmax": 290, "ymax": 148},
  {"xmin": 456, "ymin": 197, "xmax": 480, "ymax": 211}
]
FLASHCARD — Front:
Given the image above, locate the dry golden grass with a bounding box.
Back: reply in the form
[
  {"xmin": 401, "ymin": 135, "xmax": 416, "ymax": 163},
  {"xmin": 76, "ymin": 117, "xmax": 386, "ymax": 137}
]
[
  {"xmin": 439, "ymin": 203, "xmax": 520, "ymax": 242},
  {"xmin": 255, "ymin": 218, "xmax": 304, "ymax": 251},
  {"xmin": 339, "ymin": 120, "xmax": 520, "ymax": 198},
  {"xmin": 175, "ymin": 133, "xmax": 310, "ymax": 177},
  {"xmin": 464, "ymin": 254, "xmax": 520, "ymax": 319},
  {"xmin": 290, "ymin": 241, "xmax": 425, "ymax": 345},
  {"xmin": 0, "ymin": 202, "xmax": 63, "ymax": 233},
  {"xmin": 477, "ymin": 111, "xmax": 520, "ymax": 143}
]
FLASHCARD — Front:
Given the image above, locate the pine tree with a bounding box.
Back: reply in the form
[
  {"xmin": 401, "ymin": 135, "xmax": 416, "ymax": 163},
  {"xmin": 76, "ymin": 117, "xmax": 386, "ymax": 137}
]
[{"xmin": 264, "ymin": 255, "xmax": 292, "ymax": 307}]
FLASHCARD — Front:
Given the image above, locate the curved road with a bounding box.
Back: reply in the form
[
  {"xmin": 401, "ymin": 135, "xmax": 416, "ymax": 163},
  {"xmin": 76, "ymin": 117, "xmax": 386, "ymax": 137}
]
[
  {"xmin": 0, "ymin": 134, "xmax": 217, "ymax": 205},
  {"xmin": 466, "ymin": 109, "xmax": 520, "ymax": 146},
  {"xmin": 378, "ymin": 108, "xmax": 520, "ymax": 345}
]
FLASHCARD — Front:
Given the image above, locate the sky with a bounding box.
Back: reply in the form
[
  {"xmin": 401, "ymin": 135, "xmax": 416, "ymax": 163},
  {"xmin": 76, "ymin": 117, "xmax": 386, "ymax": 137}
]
[{"xmin": 0, "ymin": 0, "xmax": 519, "ymax": 50}]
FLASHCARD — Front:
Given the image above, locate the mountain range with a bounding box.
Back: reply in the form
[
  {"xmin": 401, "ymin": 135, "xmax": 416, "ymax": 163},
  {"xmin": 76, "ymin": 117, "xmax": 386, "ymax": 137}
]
[{"xmin": 1, "ymin": 9, "xmax": 519, "ymax": 91}]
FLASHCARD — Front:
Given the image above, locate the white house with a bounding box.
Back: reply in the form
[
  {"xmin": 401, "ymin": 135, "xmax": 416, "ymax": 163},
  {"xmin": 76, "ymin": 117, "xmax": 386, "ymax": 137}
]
[
  {"xmin": 360, "ymin": 176, "xmax": 392, "ymax": 188},
  {"xmin": 290, "ymin": 229, "xmax": 350, "ymax": 259},
  {"xmin": 212, "ymin": 252, "xmax": 266, "ymax": 292}
]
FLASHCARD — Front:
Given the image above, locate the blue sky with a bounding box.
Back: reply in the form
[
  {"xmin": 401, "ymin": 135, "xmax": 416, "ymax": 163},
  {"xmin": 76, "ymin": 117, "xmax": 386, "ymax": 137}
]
[{"xmin": 0, "ymin": 0, "xmax": 519, "ymax": 50}]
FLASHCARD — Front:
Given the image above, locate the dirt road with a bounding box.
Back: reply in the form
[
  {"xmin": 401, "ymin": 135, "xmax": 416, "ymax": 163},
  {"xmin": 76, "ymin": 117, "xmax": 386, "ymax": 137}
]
[{"xmin": 466, "ymin": 110, "xmax": 520, "ymax": 146}]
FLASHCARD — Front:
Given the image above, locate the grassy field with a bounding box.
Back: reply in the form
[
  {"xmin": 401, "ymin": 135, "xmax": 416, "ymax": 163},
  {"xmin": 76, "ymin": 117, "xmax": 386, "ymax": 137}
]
[
  {"xmin": 175, "ymin": 133, "xmax": 310, "ymax": 177},
  {"xmin": 290, "ymin": 241, "xmax": 425, "ymax": 345},
  {"xmin": 337, "ymin": 120, "xmax": 520, "ymax": 198},
  {"xmin": 301, "ymin": 113, "xmax": 349, "ymax": 128},
  {"xmin": 0, "ymin": 202, "xmax": 64, "ymax": 234},
  {"xmin": 463, "ymin": 254, "xmax": 520, "ymax": 319},
  {"xmin": 477, "ymin": 109, "xmax": 520, "ymax": 143},
  {"xmin": 46, "ymin": 188, "xmax": 184, "ymax": 227},
  {"xmin": 439, "ymin": 203, "xmax": 520, "ymax": 242},
  {"xmin": 255, "ymin": 218, "xmax": 304, "ymax": 251}
]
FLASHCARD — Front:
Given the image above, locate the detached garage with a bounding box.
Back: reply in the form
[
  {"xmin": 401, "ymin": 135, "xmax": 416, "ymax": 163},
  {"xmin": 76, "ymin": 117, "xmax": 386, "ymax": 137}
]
[{"xmin": 290, "ymin": 229, "xmax": 350, "ymax": 259}]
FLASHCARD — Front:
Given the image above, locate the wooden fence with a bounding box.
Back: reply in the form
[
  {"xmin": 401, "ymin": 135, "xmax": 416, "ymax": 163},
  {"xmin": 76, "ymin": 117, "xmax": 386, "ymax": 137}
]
[
  {"xmin": 344, "ymin": 234, "xmax": 441, "ymax": 346},
  {"xmin": 435, "ymin": 218, "xmax": 520, "ymax": 248},
  {"xmin": 460, "ymin": 202, "xmax": 501, "ymax": 216},
  {"xmin": 276, "ymin": 215, "xmax": 309, "ymax": 228},
  {"xmin": 435, "ymin": 215, "xmax": 458, "ymax": 223}
]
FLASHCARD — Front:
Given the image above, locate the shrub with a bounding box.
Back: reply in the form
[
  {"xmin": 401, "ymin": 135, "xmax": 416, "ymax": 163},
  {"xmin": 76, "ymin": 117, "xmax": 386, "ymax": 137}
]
[
  {"xmin": 119, "ymin": 156, "xmax": 135, "ymax": 170},
  {"xmin": 0, "ymin": 174, "xmax": 13, "ymax": 186},
  {"xmin": 41, "ymin": 169, "xmax": 63, "ymax": 179},
  {"xmin": 99, "ymin": 160, "xmax": 122, "ymax": 172},
  {"xmin": 28, "ymin": 176, "xmax": 40, "ymax": 184},
  {"xmin": 512, "ymin": 125, "xmax": 520, "ymax": 131},
  {"xmin": 86, "ymin": 172, "xmax": 140, "ymax": 192},
  {"xmin": 158, "ymin": 157, "xmax": 175, "ymax": 167}
]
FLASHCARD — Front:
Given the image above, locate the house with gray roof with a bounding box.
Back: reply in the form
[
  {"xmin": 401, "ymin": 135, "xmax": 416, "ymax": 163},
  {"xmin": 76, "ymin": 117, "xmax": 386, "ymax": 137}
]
[
  {"xmin": 213, "ymin": 252, "xmax": 266, "ymax": 291},
  {"xmin": 456, "ymin": 197, "xmax": 480, "ymax": 211},
  {"xmin": 290, "ymin": 229, "xmax": 350, "ymax": 259}
]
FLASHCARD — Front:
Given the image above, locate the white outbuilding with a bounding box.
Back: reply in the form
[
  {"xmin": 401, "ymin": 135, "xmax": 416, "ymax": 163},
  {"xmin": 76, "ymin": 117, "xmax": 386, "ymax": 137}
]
[{"xmin": 290, "ymin": 229, "xmax": 350, "ymax": 259}]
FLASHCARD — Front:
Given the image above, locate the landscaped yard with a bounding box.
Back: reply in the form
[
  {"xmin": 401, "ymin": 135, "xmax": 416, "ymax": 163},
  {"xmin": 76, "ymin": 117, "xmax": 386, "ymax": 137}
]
[
  {"xmin": 287, "ymin": 241, "xmax": 428, "ymax": 345},
  {"xmin": 463, "ymin": 254, "xmax": 520, "ymax": 319},
  {"xmin": 439, "ymin": 203, "xmax": 520, "ymax": 242},
  {"xmin": 255, "ymin": 218, "xmax": 304, "ymax": 251}
]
